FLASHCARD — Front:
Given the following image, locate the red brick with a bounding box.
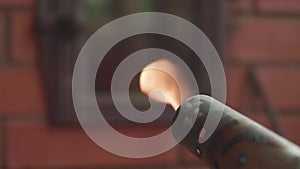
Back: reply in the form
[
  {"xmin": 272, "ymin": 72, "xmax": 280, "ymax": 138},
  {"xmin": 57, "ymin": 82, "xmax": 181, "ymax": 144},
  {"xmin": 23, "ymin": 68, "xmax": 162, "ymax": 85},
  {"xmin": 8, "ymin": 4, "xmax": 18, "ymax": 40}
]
[
  {"xmin": 280, "ymin": 115, "xmax": 300, "ymax": 146},
  {"xmin": 257, "ymin": 67, "xmax": 300, "ymax": 110},
  {"xmin": 229, "ymin": 0, "xmax": 252, "ymax": 14},
  {"xmin": 0, "ymin": 66, "xmax": 45, "ymax": 115},
  {"xmin": 225, "ymin": 66, "xmax": 252, "ymax": 112},
  {"xmin": 0, "ymin": 0, "xmax": 35, "ymax": 6},
  {"xmin": 257, "ymin": 0, "xmax": 300, "ymax": 14},
  {"xmin": 0, "ymin": 125, "xmax": 3, "ymax": 168},
  {"xmin": 0, "ymin": 11, "xmax": 5, "ymax": 62},
  {"xmin": 6, "ymin": 121, "xmax": 178, "ymax": 169},
  {"xmin": 11, "ymin": 11, "xmax": 37, "ymax": 63},
  {"xmin": 226, "ymin": 19, "xmax": 300, "ymax": 63}
]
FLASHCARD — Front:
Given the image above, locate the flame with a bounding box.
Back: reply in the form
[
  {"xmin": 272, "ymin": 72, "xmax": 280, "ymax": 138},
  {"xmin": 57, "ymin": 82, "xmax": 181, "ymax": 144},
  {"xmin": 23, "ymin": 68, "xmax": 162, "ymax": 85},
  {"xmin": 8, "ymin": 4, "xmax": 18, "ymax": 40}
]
[{"xmin": 139, "ymin": 59, "xmax": 192, "ymax": 110}]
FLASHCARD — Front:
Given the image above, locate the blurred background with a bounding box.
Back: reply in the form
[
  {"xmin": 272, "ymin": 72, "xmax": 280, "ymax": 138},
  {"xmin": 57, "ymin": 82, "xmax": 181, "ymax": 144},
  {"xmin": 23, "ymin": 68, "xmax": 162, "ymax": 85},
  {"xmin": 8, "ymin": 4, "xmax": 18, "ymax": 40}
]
[{"xmin": 0, "ymin": 0, "xmax": 300, "ymax": 169}]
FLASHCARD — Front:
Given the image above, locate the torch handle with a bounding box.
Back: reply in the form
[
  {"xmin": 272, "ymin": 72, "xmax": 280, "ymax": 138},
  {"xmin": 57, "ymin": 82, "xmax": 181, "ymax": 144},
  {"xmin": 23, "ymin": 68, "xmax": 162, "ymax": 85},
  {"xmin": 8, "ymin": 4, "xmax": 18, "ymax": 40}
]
[{"xmin": 173, "ymin": 95, "xmax": 300, "ymax": 169}]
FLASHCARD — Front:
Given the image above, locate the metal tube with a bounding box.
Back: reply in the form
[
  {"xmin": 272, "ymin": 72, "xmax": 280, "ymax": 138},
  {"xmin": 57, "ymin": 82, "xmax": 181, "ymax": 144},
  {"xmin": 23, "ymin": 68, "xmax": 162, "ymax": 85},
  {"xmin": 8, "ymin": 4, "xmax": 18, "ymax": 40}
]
[{"xmin": 173, "ymin": 95, "xmax": 300, "ymax": 169}]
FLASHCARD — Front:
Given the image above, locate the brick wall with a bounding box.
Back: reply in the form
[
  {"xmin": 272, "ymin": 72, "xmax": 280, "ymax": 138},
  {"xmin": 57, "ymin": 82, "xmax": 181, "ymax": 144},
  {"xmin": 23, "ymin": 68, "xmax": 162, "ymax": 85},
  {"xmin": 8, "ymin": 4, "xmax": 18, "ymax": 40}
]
[
  {"xmin": 226, "ymin": 0, "xmax": 300, "ymax": 145},
  {"xmin": 0, "ymin": 0, "xmax": 300, "ymax": 169}
]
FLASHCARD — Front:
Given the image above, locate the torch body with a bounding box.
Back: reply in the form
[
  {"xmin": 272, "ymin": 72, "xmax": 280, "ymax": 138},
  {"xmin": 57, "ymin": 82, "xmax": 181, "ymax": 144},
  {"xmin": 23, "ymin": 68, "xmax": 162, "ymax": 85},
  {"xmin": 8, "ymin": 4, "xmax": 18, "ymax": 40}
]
[{"xmin": 173, "ymin": 95, "xmax": 300, "ymax": 169}]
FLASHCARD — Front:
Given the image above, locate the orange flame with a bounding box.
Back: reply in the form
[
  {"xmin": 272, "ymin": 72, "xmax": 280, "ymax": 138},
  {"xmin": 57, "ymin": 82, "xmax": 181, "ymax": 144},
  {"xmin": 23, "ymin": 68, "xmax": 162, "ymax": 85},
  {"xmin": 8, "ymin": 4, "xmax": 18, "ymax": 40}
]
[{"xmin": 139, "ymin": 59, "xmax": 192, "ymax": 110}]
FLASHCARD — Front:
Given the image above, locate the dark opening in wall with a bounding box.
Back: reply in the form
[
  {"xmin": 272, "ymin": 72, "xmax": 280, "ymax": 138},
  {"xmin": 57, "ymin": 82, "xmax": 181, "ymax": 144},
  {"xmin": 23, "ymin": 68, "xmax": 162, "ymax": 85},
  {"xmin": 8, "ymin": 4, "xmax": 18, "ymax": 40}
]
[{"xmin": 36, "ymin": 0, "xmax": 225, "ymax": 126}]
